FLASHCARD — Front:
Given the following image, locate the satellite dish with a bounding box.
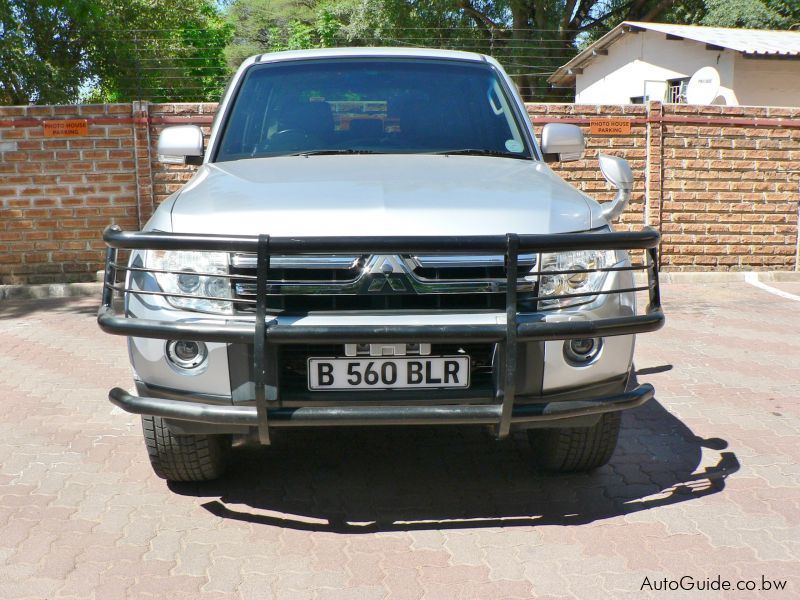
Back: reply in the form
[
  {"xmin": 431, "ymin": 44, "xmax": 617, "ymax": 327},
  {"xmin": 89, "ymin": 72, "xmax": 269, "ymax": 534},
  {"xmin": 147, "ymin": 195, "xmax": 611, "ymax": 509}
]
[{"xmin": 686, "ymin": 66, "xmax": 720, "ymax": 105}]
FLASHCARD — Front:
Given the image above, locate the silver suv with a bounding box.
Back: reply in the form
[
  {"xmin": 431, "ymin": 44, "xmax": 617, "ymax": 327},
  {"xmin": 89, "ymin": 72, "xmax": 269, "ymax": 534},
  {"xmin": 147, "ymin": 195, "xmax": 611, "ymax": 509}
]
[{"xmin": 98, "ymin": 48, "xmax": 664, "ymax": 482}]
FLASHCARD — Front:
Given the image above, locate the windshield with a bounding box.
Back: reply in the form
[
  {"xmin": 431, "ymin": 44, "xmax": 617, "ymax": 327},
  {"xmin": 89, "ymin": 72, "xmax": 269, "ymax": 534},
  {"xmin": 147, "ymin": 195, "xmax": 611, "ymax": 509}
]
[{"xmin": 214, "ymin": 58, "xmax": 533, "ymax": 162}]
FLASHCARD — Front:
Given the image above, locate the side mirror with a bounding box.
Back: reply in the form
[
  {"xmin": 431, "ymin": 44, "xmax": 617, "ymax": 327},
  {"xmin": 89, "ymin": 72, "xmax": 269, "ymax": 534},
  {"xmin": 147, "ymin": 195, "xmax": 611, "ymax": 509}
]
[
  {"xmin": 540, "ymin": 123, "xmax": 584, "ymax": 162},
  {"xmin": 157, "ymin": 125, "xmax": 204, "ymax": 165},
  {"xmin": 598, "ymin": 153, "xmax": 633, "ymax": 221}
]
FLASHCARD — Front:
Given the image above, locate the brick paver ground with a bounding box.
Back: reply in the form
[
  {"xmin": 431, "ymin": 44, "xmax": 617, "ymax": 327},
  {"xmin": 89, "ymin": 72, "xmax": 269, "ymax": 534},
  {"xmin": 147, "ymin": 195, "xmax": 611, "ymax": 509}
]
[
  {"xmin": 0, "ymin": 282, "xmax": 798, "ymax": 599},
  {"xmin": 769, "ymin": 282, "xmax": 800, "ymax": 296}
]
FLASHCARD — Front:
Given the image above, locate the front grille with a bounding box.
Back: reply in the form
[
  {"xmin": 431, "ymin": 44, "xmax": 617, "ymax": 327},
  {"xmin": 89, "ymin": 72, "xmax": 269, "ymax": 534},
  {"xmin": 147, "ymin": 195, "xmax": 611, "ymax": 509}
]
[
  {"xmin": 405, "ymin": 253, "xmax": 534, "ymax": 281},
  {"xmin": 230, "ymin": 253, "xmax": 537, "ymax": 314}
]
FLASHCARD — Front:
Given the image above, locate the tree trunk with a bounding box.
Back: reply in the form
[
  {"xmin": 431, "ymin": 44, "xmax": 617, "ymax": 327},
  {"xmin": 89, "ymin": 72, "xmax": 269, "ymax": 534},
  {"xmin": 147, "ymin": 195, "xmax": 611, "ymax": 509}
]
[{"xmin": 510, "ymin": 1, "xmax": 534, "ymax": 100}]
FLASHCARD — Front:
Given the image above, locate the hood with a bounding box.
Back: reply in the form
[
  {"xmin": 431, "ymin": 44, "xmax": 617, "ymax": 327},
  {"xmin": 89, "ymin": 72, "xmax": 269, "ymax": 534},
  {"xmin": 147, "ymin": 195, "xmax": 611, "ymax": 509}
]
[{"xmin": 169, "ymin": 155, "xmax": 595, "ymax": 236}]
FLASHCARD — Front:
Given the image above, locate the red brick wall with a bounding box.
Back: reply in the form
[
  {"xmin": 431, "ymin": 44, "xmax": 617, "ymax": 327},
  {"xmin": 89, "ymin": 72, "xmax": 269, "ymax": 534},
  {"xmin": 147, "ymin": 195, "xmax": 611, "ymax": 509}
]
[
  {"xmin": 659, "ymin": 105, "xmax": 799, "ymax": 270},
  {"xmin": 527, "ymin": 103, "xmax": 800, "ymax": 271},
  {"xmin": 526, "ymin": 103, "xmax": 649, "ymax": 230},
  {"xmin": 1, "ymin": 101, "xmax": 798, "ymax": 283},
  {"xmin": 0, "ymin": 104, "xmax": 139, "ymax": 284},
  {"xmin": 146, "ymin": 103, "xmax": 216, "ymax": 220}
]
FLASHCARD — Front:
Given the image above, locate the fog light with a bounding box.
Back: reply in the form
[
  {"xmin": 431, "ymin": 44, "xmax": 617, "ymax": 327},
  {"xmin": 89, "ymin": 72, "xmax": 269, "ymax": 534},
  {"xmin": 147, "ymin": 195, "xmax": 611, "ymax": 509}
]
[
  {"xmin": 166, "ymin": 340, "xmax": 208, "ymax": 370},
  {"xmin": 564, "ymin": 337, "xmax": 602, "ymax": 365}
]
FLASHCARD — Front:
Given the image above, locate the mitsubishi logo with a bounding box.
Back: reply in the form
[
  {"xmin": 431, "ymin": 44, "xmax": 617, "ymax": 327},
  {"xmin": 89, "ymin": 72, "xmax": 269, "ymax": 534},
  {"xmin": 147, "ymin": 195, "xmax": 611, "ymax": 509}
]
[{"xmin": 365, "ymin": 256, "xmax": 409, "ymax": 293}]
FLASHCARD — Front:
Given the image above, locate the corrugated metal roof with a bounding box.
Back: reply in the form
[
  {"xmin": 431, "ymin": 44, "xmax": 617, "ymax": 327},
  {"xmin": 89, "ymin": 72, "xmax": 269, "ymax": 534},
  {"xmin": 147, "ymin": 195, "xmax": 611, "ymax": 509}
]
[
  {"xmin": 549, "ymin": 22, "xmax": 800, "ymax": 86},
  {"xmin": 630, "ymin": 22, "xmax": 800, "ymax": 56}
]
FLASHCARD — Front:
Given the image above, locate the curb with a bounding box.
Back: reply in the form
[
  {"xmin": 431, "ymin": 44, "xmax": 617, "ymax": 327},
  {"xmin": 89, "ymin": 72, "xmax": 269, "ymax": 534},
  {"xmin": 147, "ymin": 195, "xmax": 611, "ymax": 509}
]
[
  {"xmin": 0, "ymin": 282, "xmax": 103, "ymax": 300},
  {"xmin": 659, "ymin": 271, "xmax": 800, "ymax": 284}
]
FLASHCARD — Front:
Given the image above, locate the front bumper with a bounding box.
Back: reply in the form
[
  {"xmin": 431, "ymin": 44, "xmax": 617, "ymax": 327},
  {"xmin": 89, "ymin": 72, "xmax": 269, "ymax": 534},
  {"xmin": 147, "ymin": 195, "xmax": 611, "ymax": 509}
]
[
  {"xmin": 99, "ymin": 227, "xmax": 664, "ymax": 442},
  {"xmin": 109, "ymin": 383, "xmax": 654, "ymax": 427}
]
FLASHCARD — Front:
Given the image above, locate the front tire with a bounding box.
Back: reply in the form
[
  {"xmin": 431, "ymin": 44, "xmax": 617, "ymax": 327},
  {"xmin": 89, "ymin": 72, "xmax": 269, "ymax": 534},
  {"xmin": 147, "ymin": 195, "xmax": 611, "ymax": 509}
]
[
  {"xmin": 141, "ymin": 415, "xmax": 231, "ymax": 482},
  {"xmin": 528, "ymin": 411, "xmax": 621, "ymax": 473}
]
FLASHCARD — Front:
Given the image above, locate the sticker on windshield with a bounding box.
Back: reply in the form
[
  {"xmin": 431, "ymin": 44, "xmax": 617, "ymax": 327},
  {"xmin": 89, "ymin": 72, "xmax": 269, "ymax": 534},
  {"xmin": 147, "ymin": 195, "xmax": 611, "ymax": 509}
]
[{"xmin": 505, "ymin": 139, "xmax": 524, "ymax": 153}]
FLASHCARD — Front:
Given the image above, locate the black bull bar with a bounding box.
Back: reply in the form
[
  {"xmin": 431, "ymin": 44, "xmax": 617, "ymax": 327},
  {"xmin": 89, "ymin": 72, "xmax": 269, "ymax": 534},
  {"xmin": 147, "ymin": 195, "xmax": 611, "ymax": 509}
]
[{"xmin": 98, "ymin": 226, "xmax": 664, "ymax": 443}]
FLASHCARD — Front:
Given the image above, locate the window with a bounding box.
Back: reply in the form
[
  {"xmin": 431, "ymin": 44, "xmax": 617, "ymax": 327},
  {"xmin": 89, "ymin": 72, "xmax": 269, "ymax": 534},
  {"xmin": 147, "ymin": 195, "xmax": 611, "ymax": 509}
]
[
  {"xmin": 214, "ymin": 59, "xmax": 531, "ymax": 162},
  {"xmin": 667, "ymin": 78, "xmax": 690, "ymax": 104}
]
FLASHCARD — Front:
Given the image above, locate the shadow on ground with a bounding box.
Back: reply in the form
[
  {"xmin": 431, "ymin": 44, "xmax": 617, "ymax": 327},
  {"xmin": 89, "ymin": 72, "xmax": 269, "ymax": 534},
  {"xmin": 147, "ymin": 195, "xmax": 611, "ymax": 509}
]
[
  {"xmin": 0, "ymin": 296, "xmax": 99, "ymax": 321},
  {"xmin": 171, "ymin": 391, "xmax": 738, "ymax": 533}
]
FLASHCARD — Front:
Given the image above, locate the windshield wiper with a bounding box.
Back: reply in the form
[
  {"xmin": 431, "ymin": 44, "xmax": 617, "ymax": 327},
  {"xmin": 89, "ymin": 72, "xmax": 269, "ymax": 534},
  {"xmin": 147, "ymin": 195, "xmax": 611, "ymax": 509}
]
[
  {"xmin": 434, "ymin": 149, "xmax": 528, "ymax": 159},
  {"xmin": 291, "ymin": 149, "xmax": 380, "ymax": 157}
]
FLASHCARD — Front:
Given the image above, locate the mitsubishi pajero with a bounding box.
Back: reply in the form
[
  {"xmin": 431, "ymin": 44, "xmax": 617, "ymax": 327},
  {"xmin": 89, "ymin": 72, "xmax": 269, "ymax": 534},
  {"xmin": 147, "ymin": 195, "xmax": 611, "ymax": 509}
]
[{"xmin": 98, "ymin": 48, "xmax": 664, "ymax": 481}]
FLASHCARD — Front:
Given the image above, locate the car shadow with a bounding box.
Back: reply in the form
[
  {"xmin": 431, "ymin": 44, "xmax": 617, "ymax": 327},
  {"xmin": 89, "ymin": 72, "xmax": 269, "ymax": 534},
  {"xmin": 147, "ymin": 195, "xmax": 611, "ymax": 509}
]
[{"xmin": 170, "ymin": 390, "xmax": 738, "ymax": 533}]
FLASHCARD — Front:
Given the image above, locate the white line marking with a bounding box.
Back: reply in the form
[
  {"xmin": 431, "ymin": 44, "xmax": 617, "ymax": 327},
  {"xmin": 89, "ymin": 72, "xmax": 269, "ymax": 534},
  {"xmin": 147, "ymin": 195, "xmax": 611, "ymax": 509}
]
[{"xmin": 744, "ymin": 273, "xmax": 800, "ymax": 302}]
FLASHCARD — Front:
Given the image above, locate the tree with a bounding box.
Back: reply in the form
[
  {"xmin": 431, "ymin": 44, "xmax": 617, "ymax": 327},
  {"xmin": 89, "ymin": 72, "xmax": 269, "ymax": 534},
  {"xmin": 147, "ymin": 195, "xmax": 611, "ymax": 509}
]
[
  {"xmin": 223, "ymin": 0, "xmax": 512, "ymax": 76},
  {"xmin": 451, "ymin": 0, "xmax": 685, "ymax": 99},
  {"xmin": 220, "ymin": 0, "xmax": 800, "ymax": 102},
  {"xmin": 599, "ymin": 0, "xmax": 800, "ymax": 32},
  {"xmin": 0, "ymin": 0, "xmax": 232, "ymax": 105},
  {"xmin": 224, "ymin": 0, "xmax": 319, "ymax": 66},
  {"xmin": 222, "ymin": 0, "xmax": 686, "ymax": 99},
  {"xmin": 0, "ymin": 1, "xmax": 92, "ymax": 104},
  {"xmin": 699, "ymin": 0, "xmax": 800, "ymax": 29}
]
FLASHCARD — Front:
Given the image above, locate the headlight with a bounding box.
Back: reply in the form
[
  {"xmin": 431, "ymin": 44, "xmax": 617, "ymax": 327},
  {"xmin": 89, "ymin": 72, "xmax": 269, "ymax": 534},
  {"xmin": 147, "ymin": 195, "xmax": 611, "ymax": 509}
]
[
  {"xmin": 145, "ymin": 250, "xmax": 232, "ymax": 314},
  {"xmin": 537, "ymin": 250, "xmax": 619, "ymax": 309}
]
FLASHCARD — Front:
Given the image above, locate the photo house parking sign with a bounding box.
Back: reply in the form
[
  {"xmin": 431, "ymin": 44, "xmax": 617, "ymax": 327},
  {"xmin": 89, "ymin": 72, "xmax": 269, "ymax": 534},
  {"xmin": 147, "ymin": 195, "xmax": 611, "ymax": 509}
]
[{"xmin": 43, "ymin": 119, "xmax": 89, "ymax": 138}]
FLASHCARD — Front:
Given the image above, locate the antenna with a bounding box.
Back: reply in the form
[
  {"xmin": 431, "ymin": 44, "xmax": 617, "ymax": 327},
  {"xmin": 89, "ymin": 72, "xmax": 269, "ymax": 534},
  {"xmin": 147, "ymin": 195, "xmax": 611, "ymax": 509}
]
[{"xmin": 685, "ymin": 66, "xmax": 721, "ymax": 105}]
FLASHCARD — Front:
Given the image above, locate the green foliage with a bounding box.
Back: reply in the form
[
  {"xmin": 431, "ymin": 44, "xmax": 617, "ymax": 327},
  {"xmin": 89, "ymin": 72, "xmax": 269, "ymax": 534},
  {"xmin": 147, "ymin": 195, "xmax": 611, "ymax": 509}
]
[
  {"xmin": 223, "ymin": 0, "xmax": 499, "ymax": 61},
  {"xmin": 700, "ymin": 0, "xmax": 800, "ymax": 29},
  {"xmin": 171, "ymin": 7, "xmax": 234, "ymax": 102},
  {"xmin": 221, "ymin": 0, "xmax": 707, "ymax": 100},
  {"xmin": 0, "ymin": 1, "xmax": 92, "ymax": 104},
  {"xmin": 0, "ymin": 0, "xmax": 232, "ymax": 104},
  {"xmin": 316, "ymin": 8, "xmax": 341, "ymax": 47},
  {"xmin": 93, "ymin": 1, "xmax": 233, "ymax": 103},
  {"xmin": 286, "ymin": 20, "xmax": 314, "ymax": 49},
  {"xmin": 6, "ymin": 0, "xmax": 796, "ymax": 105},
  {"xmin": 663, "ymin": 0, "xmax": 708, "ymax": 26},
  {"xmin": 321, "ymin": 0, "xmax": 392, "ymax": 42},
  {"xmin": 224, "ymin": 0, "xmax": 347, "ymax": 62}
]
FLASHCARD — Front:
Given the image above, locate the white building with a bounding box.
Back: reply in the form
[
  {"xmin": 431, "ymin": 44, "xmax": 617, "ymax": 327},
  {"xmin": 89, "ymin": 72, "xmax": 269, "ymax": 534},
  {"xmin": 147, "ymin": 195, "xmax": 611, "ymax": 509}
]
[{"xmin": 549, "ymin": 22, "xmax": 800, "ymax": 107}]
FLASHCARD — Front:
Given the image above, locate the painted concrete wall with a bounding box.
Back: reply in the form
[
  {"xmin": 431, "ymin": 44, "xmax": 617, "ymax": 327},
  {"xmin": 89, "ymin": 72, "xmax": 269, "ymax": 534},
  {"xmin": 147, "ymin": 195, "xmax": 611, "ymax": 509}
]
[
  {"xmin": 573, "ymin": 29, "xmax": 800, "ymax": 106},
  {"xmin": 733, "ymin": 54, "xmax": 800, "ymax": 107}
]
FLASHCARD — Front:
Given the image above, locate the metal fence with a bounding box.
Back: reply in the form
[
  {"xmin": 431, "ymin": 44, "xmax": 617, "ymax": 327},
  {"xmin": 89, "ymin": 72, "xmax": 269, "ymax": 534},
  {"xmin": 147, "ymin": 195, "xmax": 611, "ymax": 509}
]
[
  {"xmin": 97, "ymin": 28, "xmax": 580, "ymax": 103},
  {"xmin": 372, "ymin": 28, "xmax": 580, "ymax": 101}
]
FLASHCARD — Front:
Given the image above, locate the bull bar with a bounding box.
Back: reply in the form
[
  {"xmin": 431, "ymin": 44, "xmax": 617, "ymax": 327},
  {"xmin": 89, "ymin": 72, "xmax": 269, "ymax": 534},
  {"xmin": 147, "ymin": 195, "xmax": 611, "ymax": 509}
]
[{"xmin": 98, "ymin": 225, "xmax": 664, "ymax": 443}]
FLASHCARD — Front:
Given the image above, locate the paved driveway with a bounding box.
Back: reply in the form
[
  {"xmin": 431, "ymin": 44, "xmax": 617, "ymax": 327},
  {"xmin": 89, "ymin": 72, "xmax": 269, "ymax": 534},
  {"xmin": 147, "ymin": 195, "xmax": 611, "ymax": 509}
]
[{"xmin": 0, "ymin": 282, "xmax": 798, "ymax": 599}]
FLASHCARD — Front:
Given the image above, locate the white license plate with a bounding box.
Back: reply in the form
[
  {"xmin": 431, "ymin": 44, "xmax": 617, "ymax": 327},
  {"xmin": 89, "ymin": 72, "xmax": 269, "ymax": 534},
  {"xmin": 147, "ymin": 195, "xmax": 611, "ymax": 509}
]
[{"xmin": 308, "ymin": 356, "xmax": 470, "ymax": 390}]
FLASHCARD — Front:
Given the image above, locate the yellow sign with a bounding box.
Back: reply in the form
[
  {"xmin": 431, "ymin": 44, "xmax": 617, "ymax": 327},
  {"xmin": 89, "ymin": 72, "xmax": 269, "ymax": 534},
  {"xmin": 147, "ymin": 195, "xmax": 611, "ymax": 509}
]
[
  {"xmin": 43, "ymin": 119, "xmax": 89, "ymax": 137},
  {"xmin": 589, "ymin": 119, "xmax": 632, "ymax": 135}
]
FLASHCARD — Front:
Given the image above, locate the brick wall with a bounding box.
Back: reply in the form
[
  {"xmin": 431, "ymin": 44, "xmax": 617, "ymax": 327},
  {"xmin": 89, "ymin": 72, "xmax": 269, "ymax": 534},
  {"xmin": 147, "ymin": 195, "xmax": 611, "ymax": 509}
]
[
  {"xmin": 1, "ymin": 101, "xmax": 798, "ymax": 283},
  {"xmin": 526, "ymin": 103, "xmax": 649, "ymax": 230},
  {"xmin": 659, "ymin": 105, "xmax": 799, "ymax": 270},
  {"xmin": 0, "ymin": 104, "xmax": 140, "ymax": 284},
  {"xmin": 527, "ymin": 103, "xmax": 800, "ymax": 271},
  {"xmin": 146, "ymin": 103, "xmax": 216, "ymax": 220}
]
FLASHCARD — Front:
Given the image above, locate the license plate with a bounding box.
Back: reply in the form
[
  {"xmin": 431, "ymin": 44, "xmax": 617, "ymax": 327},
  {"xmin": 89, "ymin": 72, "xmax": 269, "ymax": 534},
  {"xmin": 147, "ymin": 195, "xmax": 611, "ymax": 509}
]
[{"xmin": 308, "ymin": 356, "xmax": 470, "ymax": 390}]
